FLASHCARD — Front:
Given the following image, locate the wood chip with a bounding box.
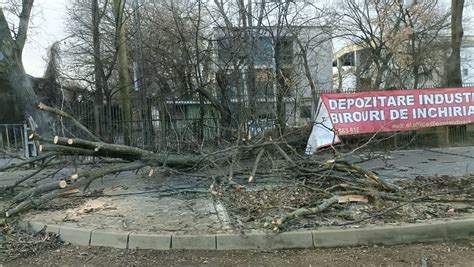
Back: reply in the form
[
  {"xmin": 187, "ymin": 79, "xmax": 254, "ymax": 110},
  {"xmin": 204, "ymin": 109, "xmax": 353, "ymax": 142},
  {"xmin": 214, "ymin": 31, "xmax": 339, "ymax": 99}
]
[{"xmin": 338, "ymin": 195, "xmax": 369, "ymax": 204}]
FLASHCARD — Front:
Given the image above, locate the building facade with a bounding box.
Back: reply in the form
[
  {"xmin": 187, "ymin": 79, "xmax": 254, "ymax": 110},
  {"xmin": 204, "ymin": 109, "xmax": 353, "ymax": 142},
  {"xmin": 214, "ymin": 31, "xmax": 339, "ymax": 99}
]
[{"xmin": 212, "ymin": 26, "xmax": 333, "ymax": 129}]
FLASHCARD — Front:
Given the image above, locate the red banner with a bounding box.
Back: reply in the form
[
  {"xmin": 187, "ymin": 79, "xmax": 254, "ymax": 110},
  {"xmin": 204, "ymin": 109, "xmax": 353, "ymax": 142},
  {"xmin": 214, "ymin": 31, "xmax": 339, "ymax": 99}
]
[{"xmin": 321, "ymin": 87, "xmax": 474, "ymax": 135}]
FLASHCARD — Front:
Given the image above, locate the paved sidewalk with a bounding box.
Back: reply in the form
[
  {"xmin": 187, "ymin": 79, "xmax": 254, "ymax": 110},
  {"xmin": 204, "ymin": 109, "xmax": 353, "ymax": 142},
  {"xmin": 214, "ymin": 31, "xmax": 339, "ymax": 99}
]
[
  {"xmin": 20, "ymin": 171, "xmax": 232, "ymax": 235},
  {"xmin": 357, "ymin": 146, "xmax": 474, "ymax": 179}
]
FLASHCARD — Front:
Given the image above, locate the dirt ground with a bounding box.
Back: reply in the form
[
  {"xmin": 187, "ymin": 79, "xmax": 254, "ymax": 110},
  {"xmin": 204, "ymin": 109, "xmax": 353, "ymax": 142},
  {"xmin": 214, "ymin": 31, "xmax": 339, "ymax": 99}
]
[{"xmin": 4, "ymin": 237, "xmax": 474, "ymax": 266}]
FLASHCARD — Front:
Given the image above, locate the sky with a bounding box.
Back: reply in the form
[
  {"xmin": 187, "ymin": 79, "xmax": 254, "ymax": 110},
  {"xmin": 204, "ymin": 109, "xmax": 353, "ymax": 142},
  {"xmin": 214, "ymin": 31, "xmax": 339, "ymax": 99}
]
[
  {"xmin": 13, "ymin": 0, "xmax": 474, "ymax": 77},
  {"xmin": 21, "ymin": 0, "xmax": 67, "ymax": 77}
]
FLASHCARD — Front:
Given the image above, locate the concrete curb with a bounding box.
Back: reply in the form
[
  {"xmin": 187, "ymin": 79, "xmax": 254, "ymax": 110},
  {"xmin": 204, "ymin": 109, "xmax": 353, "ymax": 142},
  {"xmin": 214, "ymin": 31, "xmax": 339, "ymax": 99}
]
[{"xmin": 17, "ymin": 217, "xmax": 474, "ymax": 250}]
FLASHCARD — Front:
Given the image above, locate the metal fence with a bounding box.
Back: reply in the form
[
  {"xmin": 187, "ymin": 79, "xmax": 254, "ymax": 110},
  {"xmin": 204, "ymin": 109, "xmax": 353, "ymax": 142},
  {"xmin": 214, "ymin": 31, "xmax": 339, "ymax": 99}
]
[
  {"xmin": 64, "ymin": 97, "xmax": 221, "ymax": 152},
  {"xmin": 58, "ymin": 84, "xmax": 474, "ymax": 152},
  {"xmin": 0, "ymin": 124, "xmax": 36, "ymax": 158}
]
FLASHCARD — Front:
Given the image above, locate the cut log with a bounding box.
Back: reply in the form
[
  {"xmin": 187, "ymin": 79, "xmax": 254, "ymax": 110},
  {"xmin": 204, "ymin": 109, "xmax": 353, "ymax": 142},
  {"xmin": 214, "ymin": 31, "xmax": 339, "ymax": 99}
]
[
  {"xmin": 275, "ymin": 195, "xmax": 340, "ymax": 226},
  {"xmin": 148, "ymin": 168, "xmax": 154, "ymax": 177},
  {"xmin": 49, "ymin": 135, "xmax": 152, "ymax": 159},
  {"xmin": 60, "ymin": 189, "xmax": 80, "ymax": 195},
  {"xmin": 338, "ymin": 195, "xmax": 369, "ymax": 203},
  {"xmin": 249, "ymin": 148, "xmax": 265, "ymax": 183},
  {"xmin": 40, "ymin": 144, "xmax": 98, "ymax": 156},
  {"xmin": 6, "ymin": 189, "xmax": 65, "ymax": 217},
  {"xmin": 68, "ymin": 174, "xmax": 79, "ymax": 181},
  {"xmin": 4, "ymin": 162, "xmax": 146, "ymax": 217},
  {"xmin": 13, "ymin": 180, "xmax": 67, "ymax": 204},
  {"xmin": 34, "ymin": 134, "xmax": 201, "ymax": 168}
]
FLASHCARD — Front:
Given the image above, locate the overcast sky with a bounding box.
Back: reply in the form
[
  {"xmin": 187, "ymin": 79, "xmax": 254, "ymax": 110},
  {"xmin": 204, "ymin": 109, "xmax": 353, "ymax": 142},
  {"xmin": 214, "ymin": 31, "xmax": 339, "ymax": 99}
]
[{"xmin": 22, "ymin": 0, "xmax": 67, "ymax": 77}]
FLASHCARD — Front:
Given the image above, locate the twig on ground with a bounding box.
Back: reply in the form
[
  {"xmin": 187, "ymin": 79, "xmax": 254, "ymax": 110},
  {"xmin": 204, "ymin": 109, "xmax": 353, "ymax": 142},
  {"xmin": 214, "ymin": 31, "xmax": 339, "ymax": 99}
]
[{"xmin": 337, "ymin": 186, "xmax": 474, "ymax": 226}]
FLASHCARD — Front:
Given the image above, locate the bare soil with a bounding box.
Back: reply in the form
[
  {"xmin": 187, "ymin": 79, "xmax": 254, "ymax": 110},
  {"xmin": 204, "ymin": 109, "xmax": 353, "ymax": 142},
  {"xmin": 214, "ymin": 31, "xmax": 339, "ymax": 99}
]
[{"xmin": 3, "ymin": 236, "xmax": 474, "ymax": 266}]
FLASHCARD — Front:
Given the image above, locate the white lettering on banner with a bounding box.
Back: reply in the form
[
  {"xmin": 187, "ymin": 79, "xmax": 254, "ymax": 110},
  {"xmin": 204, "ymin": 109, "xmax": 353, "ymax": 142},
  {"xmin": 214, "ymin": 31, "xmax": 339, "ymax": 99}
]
[
  {"xmin": 412, "ymin": 106, "xmax": 474, "ymax": 119},
  {"xmin": 328, "ymin": 95, "xmax": 416, "ymax": 110},
  {"xmin": 309, "ymin": 88, "xmax": 474, "ymax": 153},
  {"xmin": 329, "ymin": 99, "xmax": 338, "ymax": 109},
  {"xmin": 330, "ymin": 110, "xmax": 385, "ymax": 124},
  {"xmin": 389, "ymin": 109, "xmax": 409, "ymax": 120},
  {"xmin": 420, "ymin": 92, "xmax": 474, "ymax": 105}
]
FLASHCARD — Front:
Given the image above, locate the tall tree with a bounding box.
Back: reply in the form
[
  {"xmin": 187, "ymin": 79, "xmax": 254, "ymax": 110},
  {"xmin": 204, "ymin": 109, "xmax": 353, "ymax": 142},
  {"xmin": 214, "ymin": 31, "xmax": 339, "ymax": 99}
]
[
  {"xmin": 0, "ymin": 0, "xmax": 51, "ymax": 133},
  {"xmin": 336, "ymin": 0, "xmax": 450, "ymax": 90},
  {"xmin": 444, "ymin": 0, "xmax": 465, "ymax": 87},
  {"xmin": 113, "ymin": 0, "xmax": 132, "ymax": 145}
]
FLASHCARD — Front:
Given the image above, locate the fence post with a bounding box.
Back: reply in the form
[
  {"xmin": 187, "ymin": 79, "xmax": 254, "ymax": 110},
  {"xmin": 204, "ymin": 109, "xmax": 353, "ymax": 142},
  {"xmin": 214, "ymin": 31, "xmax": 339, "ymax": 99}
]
[
  {"xmin": 436, "ymin": 126, "xmax": 450, "ymax": 146},
  {"xmin": 23, "ymin": 124, "xmax": 29, "ymax": 158}
]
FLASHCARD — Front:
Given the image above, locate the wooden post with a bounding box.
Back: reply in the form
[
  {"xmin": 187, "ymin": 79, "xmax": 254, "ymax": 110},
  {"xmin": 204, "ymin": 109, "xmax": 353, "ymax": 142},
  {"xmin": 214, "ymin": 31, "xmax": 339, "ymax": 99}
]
[{"xmin": 436, "ymin": 126, "xmax": 450, "ymax": 146}]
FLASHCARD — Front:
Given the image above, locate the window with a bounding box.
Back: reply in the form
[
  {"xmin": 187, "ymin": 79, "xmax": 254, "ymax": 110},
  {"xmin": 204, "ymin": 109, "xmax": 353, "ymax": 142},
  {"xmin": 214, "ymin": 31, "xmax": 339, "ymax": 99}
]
[
  {"xmin": 276, "ymin": 37, "xmax": 294, "ymax": 65},
  {"xmin": 255, "ymin": 69, "xmax": 274, "ymax": 98},
  {"xmin": 254, "ymin": 36, "xmax": 273, "ymax": 65},
  {"xmin": 218, "ymin": 71, "xmax": 242, "ymax": 98},
  {"xmin": 300, "ymin": 106, "xmax": 312, "ymax": 119},
  {"xmin": 217, "ymin": 38, "xmax": 232, "ymax": 63},
  {"xmin": 463, "ymin": 68, "xmax": 468, "ymax": 77},
  {"xmin": 217, "ymin": 35, "xmax": 245, "ymax": 64},
  {"xmin": 342, "ymin": 52, "xmax": 355, "ymax": 66}
]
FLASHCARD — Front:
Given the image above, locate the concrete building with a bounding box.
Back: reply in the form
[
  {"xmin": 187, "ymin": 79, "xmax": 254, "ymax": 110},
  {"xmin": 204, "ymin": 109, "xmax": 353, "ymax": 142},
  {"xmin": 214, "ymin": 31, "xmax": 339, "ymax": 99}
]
[
  {"xmin": 331, "ymin": 0, "xmax": 474, "ymax": 91},
  {"xmin": 212, "ymin": 26, "xmax": 333, "ymax": 128},
  {"xmin": 461, "ymin": 36, "xmax": 474, "ymax": 85},
  {"xmin": 332, "ymin": 35, "xmax": 474, "ymax": 91}
]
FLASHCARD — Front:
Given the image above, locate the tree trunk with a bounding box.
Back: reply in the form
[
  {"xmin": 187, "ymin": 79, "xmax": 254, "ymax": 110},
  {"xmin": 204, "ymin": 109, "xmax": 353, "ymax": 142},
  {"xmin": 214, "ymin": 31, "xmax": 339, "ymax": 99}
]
[
  {"xmin": 92, "ymin": 0, "xmax": 107, "ymax": 138},
  {"xmin": 0, "ymin": 6, "xmax": 52, "ymax": 134},
  {"xmin": 440, "ymin": 0, "xmax": 464, "ymax": 146},
  {"xmin": 444, "ymin": 0, "xmax": 464, "ymax": 87},
  {"xmin": 114, "ymin": 0, "xmax": 133, "ymax": 145},
  {"xmin": 215, "ymin": 70, "xmax": 234, "ymax": 139}
]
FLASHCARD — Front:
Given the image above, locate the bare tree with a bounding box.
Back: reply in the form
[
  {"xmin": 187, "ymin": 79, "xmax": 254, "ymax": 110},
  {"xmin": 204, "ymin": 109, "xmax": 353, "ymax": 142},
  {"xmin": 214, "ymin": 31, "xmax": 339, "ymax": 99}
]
[
  {"xmin": 113, "ymin": 0, "xmax": 132, "ymax": 145},
  {"xmin": 444, "ymin": 0, "xmax": 465, "ymax": 87},
  {"xmin": 0, "ymin": 0, "xmax": 52, "ymax": 133},
  {"xmin": 335, "ymin": 0, "xmax": 450, "ymax": 90}
]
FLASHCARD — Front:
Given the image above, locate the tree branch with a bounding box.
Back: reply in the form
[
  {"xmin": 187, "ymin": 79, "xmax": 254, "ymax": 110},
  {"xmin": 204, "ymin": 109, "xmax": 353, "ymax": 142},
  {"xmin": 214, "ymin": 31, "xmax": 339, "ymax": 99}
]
[{"xmin": 16, "ymin": 0, "xmax": 34, "ymax": 52}]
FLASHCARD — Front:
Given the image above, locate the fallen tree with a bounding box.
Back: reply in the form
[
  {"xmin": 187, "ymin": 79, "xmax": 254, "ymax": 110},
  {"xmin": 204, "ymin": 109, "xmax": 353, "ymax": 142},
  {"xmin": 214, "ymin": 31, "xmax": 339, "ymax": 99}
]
[{"xmin": 0, "ymin": 103, "xmax": 404, "ymax": 226}]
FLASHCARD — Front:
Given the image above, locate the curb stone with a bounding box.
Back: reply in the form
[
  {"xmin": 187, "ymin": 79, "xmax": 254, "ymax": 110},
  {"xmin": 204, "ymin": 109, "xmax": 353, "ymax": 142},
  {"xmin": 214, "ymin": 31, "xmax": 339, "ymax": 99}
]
[
  {"xmin": 16, "ymin": 220, "xmax": 29, "ymax": 232},
  {"xmin": 443, "ymin": 219, "xmax": 474, "ymax": 239},
  {"xmin": 46, "ymin": 224, "xmax": 61, "ymax": 234},
  {"xmin": 172, "ymin": 234, "xmax": 216, "ymax": 250},
  {"xmin": 28, "ymin": 221, "xmax": 61, "ymax": 235},
  {"xmin": 17, "ymin": 217, "xmax": 474, "ymax": 250},
  {"xmin": 90, "ymin": 230, "xmax": 130, "ymax": 249},
  {"xmin": 217, "ymin": 231, "xmax": 313, "ymax": 250},
  {"xmin": 357, "ymin": 226, "xmax": 403, "ymax": 245},
  {"xmin": 312, "ymin": 229, "xmax": 359, "ymax": 247},
  {"xmin": 400, "ymin": 222, "xmax": 448, "ymax": 243},
  {"xmin": 59, "ymin": 226, "xmax": 93, "ymax": 246},
  {"xmin": 28, "ymin": 221, "xmax": 46, "ymax": 234},
  {"xmin": 128, "ymin": 233, "xmax": 171, "ymax": 250}
]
